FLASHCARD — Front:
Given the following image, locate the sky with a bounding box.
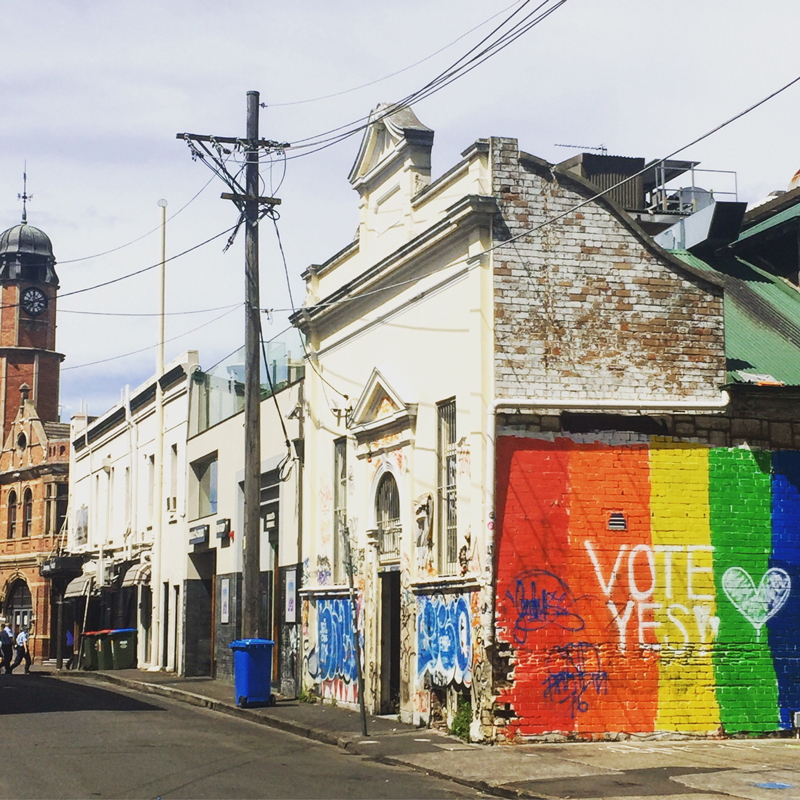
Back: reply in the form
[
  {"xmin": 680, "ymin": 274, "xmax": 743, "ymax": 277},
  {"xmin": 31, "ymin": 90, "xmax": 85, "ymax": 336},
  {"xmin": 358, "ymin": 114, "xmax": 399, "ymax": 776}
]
[{"xmin": 1, "ymin": 0, "xmax": 798, "ymax": 419}]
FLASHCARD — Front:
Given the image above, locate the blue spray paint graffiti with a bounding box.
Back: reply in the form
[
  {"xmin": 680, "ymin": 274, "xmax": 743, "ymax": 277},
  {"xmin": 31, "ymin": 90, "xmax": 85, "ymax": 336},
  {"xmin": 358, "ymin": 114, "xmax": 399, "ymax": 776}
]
[
  {"xmin": 417, "ymin": 594, "xmax": 472, "ymax": 687},
  {"xmin": 507, "ymin": 569, "xmax": 585, "ymax": 644},
  {"xmin": 542, "ymin": 642, "xmax": 608, "ymax": 717},
  {"xmin": 317, "ymin": 598, "xmax": 358, "ymax": 684}
]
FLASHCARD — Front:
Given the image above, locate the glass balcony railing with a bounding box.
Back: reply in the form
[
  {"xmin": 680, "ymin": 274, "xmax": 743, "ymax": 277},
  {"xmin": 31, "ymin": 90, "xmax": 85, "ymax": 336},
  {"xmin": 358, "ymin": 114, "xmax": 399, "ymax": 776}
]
[{"xmin": 189, "ymin": 326, "xmax": 305, "ymax": 436}]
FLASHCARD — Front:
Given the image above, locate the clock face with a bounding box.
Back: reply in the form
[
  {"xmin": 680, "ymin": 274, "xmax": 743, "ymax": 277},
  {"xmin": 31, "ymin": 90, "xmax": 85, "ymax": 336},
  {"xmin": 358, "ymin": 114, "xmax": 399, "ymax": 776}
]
[{"xmin": 20, "ymin": 287, "xmax": 47, "ymax": 317}]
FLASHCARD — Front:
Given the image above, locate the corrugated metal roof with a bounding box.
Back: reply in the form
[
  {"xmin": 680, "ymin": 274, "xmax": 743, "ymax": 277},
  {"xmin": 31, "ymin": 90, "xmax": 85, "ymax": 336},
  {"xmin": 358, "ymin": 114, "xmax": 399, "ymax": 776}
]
[
  {"xmin": 737, "ymin": 201, "xmax": 800, "ymax": 242},
  {"xmin": 672, "ymin": 250, "xmax": 800, "ymax": 385}
]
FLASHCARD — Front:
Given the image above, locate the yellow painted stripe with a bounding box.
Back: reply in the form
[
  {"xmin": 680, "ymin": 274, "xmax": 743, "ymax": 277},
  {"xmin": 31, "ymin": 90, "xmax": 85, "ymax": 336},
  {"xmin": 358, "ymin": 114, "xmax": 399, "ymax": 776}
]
[{"xmin": 649, "ymin": 441, "xmax": 721, "ymax": 733}]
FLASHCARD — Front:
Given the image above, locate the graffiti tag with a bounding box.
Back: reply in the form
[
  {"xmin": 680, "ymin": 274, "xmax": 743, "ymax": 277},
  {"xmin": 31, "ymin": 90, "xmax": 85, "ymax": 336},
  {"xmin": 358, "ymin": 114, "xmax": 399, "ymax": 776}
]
[
  {"xmin": 542, "ymin": 642, "xmax": 608, "ymax": 717},
  {"xmin": 417, "ymin": 594, "xmax": 472, "ymax": 687},
  {"xmin": 507, "ymin": 570, "xmax": 585, "ymax": 644},
  {"xmin": 317, "ymin": 598, "xmax": 358, "ymax": 684}
]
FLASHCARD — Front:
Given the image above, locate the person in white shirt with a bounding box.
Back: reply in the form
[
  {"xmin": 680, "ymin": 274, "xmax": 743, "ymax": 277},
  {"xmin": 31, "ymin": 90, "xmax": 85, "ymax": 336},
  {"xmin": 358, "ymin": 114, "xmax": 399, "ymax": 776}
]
[{"xmin": 10, "ymin": 625, "xmax": 30, "ymax": 674}]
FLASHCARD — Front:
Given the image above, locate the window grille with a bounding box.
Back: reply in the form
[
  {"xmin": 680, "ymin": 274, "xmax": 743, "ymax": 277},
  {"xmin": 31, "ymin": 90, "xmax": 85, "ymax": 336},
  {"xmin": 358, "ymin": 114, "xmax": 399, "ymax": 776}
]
[
  {"xmin": 437, "ymin": 399, "xmax": 457, "ymax": 573},
  {"xmin": 376, "ymin": 473, "xmax": 401, "ymax": 563},
  {"xmin": 333, "ymin": 439, "xmax": 347, "ymax": 583}
]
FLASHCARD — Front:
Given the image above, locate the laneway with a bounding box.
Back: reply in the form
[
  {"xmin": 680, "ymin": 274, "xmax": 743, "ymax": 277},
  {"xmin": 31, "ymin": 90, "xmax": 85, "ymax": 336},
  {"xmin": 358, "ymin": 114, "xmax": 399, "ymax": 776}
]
[{"xmin": 1, "ymin": 674, "xmax": 483, "ymax": 800}]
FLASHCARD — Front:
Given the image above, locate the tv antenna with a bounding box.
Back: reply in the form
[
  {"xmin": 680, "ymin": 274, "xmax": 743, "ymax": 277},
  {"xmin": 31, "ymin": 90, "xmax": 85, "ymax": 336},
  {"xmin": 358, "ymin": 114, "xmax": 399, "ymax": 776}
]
[{"xmin": 554, "ymin": 143, "xmax": 608, "ymax": 155}]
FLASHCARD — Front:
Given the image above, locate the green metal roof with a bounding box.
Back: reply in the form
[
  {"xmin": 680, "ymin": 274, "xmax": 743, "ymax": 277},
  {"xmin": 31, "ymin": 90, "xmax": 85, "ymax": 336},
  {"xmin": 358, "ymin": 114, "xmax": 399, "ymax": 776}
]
[
  {"xmin": 737, "ymin": 201, "xmax": 800, "ymax": 243},
  {"xmin": 672, "ymin": 250, "xmax": 800, "ymax": 386}
]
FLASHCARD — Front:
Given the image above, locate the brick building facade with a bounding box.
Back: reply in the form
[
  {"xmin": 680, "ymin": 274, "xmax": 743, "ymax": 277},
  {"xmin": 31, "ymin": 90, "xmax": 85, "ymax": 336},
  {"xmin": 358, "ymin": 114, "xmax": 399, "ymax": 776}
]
[{"xmin": 0, "ymin": 219, "xmax": 68, "ymax": 664}]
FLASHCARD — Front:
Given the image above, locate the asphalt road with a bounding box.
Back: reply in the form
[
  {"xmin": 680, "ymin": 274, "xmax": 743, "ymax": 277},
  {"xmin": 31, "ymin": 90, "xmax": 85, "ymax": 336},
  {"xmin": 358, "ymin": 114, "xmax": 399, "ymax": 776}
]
[{"xmin": 0, "ymin": 673, "xmax": 485, "ymax": 800}]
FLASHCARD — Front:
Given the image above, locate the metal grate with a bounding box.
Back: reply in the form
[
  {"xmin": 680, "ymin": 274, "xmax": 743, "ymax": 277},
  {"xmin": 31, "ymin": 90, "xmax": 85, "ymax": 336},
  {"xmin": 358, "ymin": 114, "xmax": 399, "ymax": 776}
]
[
  {"xmin": 376, "ymin": 473, "xmax": 401, "ymax": 563},
  {"xmin": 437, "ymin": 399, "xmax": 457, "ymax": 574}
]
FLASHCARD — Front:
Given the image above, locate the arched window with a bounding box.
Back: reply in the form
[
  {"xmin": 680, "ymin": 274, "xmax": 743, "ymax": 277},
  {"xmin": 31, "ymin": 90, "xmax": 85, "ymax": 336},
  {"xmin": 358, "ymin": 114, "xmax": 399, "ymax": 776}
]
[
  {"xmin": 22, "ymin": 489, "xmax": 33, "ymax": 537},
  {"xmin": 7, "ymin": 491, "xmax": 16, "ymax": 539},
  {"xmin": 376, "ymin": 472, "xmax": 401, "ymax": 562}
]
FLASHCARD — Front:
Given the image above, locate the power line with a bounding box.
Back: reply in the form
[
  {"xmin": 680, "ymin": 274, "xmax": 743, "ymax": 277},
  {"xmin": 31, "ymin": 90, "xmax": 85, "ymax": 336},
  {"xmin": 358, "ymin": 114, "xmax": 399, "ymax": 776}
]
[
  {"xmin": 58, "ymin": 173, "xmax": 219, "ymax": 265},
  {"xmin": 58, "ymin": 303, "xmax": 240, "ymax": 318},
  {"xmin": 279, "ymin": 0, "xmax": 567, "ymax": 163},
  {"xmin": 274, "ymin": 70, "xmax": 800, "ymax": 316},
  {"xmin": 62, "ymin": 305, "xmax": 241, "ymax": 371},
  {"xmin": 58, "ymin": 222, "xmax": 239, "ymax": 299},
  {"xmin": 285, "ymin": 0, "xmax": 549, "ymax": 149},
  {"xmin": 265, "ymin": 0, "xmax": 526, "ymax": 108},
  {"xmin": 267, "ymin": 212, "xmax": 349, "ymax": 401}
]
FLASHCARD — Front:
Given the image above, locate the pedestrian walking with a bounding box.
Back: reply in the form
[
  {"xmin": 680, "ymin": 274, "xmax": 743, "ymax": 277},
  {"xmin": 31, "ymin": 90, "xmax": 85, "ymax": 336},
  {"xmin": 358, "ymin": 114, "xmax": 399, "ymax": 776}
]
[
  {"xmin": 10, "ymin": 625, "xmax": 31, "ymax": 674},
  {"xmin": 0, "ymin": 619, "xmax": 13, "ymax": 673},
  {"xmin": 65, "ymin": 628, "xmax": 74, "ymax": 670}
]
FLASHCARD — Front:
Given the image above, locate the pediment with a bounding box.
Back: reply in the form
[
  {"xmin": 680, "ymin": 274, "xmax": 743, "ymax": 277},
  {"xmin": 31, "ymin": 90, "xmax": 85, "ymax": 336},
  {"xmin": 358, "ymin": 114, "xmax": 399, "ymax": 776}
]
[
  {"xmin": 348, "ymin": 103, "xmax": 434, "ymax": 189},
  {"xmin": 349, "ymin": 368, "xmax": 416, "ymax": 438},
  {"xmin": 0, "ymin": 400, "xmax": 48, "ymax": 471}
]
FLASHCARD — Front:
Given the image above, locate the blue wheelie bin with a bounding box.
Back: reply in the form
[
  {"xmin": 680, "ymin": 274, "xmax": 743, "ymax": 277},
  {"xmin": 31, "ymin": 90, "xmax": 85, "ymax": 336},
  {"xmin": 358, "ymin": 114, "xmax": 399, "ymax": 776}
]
[{"xmin": 228, "ymin": 639, "xmax": 275, "ymax": 708}]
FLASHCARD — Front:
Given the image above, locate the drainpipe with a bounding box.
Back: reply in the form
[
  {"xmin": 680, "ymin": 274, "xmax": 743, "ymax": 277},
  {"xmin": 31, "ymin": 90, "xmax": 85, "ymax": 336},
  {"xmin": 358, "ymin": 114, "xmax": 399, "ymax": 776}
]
[{"xmin": 483, "ymin": 392, "xmax": 730, "ymax": 646}]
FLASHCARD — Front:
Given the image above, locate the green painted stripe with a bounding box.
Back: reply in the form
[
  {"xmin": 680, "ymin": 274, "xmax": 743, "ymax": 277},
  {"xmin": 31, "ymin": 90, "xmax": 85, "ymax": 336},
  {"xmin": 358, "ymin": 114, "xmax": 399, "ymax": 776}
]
[{"xmin": 709, "ymin": 449, "xmax": 780, "ymax": 733}]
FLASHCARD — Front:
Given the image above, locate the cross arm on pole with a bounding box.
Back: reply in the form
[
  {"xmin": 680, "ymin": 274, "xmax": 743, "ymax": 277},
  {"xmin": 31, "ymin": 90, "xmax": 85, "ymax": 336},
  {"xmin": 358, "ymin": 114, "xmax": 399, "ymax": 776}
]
[
  {"xmin": 176, "ymin": 133, "xmax": 290, "ymax": 150},
  {"xmin": 221, "ymin": 193, "xmax": 281, "ymax": 206}
]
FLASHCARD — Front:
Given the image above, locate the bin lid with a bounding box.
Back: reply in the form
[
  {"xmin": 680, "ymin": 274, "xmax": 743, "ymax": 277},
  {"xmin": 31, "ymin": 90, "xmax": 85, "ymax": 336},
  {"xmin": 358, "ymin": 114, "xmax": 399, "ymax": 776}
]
[{"xmin": 228, "ymin": 638, "xmax": 275, "ymax": 649}]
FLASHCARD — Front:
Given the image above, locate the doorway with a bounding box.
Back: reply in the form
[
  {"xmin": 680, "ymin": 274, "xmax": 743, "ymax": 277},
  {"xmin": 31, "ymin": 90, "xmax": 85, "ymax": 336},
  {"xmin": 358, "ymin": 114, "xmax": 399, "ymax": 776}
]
[
  {"xmin": 6, "ymin": 579, "xmax": 32, "ymax": 632},
  {"xmin": 161, "ymin": 582, "xmax": 169, "ymax": 669},
  {"xmin": 187, "ymin": 550, "xmax": 216, "ymax": 677},
  {"xmin": 379, "ymin": 571, "xmax": 401, "ymax": 715}
]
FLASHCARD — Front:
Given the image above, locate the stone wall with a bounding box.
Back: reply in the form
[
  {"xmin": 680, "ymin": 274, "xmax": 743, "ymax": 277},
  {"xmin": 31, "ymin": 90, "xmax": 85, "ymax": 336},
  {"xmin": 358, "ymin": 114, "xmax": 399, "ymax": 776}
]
[{"xmin": 214, "ymin": 572, "xmax": 241, "ymax": 683}]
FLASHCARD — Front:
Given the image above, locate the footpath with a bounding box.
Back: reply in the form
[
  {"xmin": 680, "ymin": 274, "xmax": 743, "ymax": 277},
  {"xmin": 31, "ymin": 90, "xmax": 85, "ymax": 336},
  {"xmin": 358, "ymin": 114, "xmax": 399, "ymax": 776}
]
[{"xmin": 55, "ymin": 668, "xmax": 800, "ymax": 800}]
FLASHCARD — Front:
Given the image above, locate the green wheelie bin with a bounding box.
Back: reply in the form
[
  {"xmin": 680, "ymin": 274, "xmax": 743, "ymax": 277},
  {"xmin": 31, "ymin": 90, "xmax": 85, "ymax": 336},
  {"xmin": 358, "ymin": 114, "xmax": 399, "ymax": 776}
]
[
  {"xmin": 95, "ymin": 630, "xmax": 114, "ymax": 670},
  {"xmin": 109, "ymin": 628, "xmax": 138, "ymax": 669},
  {"xmin": 80, "ymin": 631, "xmax": 99, "ymax": 670}
]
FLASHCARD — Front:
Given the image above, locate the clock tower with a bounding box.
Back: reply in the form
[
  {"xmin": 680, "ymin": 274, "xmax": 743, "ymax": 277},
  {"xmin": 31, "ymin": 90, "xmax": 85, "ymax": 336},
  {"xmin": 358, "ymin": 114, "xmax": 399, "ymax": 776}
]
[{"xmin": 0, "ymin": 217, "xmax": 63, "ymax": 445}]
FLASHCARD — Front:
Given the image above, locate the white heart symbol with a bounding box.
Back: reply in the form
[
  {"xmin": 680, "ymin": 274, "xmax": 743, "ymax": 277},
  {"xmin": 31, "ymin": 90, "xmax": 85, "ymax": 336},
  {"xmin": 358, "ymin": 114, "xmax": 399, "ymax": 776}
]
[{"xmin": 722, "ymin": 567, "xmax": 791, "ymax": 641}]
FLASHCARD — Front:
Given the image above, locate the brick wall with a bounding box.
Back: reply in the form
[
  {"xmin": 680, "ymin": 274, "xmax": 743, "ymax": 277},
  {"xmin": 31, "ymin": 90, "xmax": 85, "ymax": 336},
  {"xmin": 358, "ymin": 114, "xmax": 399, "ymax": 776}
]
[
  {"xmin": 492, "ymin": 401, "xmax": 800, "ymax": 740},
  {"xmin": 490, "ymin": 138, "xmax": 726, "ymax": 401}
]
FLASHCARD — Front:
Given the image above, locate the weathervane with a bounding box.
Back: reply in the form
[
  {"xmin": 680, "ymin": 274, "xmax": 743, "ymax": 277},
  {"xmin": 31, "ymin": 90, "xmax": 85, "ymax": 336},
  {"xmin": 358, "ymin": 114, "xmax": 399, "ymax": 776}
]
[{"xmin": 18, "ymin": 163, "xmax": 32, "ymax": 224}]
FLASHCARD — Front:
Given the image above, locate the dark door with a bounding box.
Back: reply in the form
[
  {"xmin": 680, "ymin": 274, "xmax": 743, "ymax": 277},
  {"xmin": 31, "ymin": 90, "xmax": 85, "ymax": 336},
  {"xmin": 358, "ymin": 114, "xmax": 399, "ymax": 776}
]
[
  {"xmin": 380, "ymin": 571, "xmax": 401, "ymax": 715},
  {"xmin": 186, "ymin": 550, "xmax": 216, "ymax": 677},
  {"xmin": 162, "ymin": 582, "xmax": 169, "ymax": 669}
]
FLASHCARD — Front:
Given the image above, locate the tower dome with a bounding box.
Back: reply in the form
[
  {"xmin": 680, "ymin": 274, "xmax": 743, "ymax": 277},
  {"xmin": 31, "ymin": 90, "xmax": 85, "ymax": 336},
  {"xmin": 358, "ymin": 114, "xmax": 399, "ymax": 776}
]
[
  {"xmin": 0, "ymin": 223, "xmax": 54, "ymax": 260},
  {"xmin": 0, "ymin": 222, "xmax": 58, "ymax": 285}
]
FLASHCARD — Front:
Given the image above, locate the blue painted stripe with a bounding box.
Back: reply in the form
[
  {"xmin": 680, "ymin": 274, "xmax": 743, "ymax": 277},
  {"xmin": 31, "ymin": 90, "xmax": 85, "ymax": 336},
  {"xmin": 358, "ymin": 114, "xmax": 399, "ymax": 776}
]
[{"xmin": 769, "ymin": 451, "xmax": 800, "ymax": 729}]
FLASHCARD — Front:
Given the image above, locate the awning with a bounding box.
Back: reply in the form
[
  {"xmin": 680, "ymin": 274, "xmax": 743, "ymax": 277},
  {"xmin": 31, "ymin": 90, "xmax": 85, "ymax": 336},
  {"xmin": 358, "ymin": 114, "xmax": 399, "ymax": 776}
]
[
  {"xmin": 121, "ymin": 561, "xmax": 151, "ymax": 588},
  {"xmin": 63, "ymin": 573, "xmax": 94, "ymax": 599}
]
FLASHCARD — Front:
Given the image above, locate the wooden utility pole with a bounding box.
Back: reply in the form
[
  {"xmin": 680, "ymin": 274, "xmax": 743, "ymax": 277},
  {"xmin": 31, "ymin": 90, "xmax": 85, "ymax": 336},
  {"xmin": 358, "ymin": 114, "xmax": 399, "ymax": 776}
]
[
  {"xmin": 241, "ymin": 90, "xmax": 261, "ymax": 639},
  {"xmin": 178, "ymin": 91, "xmax": 285, "ymax": 641}
]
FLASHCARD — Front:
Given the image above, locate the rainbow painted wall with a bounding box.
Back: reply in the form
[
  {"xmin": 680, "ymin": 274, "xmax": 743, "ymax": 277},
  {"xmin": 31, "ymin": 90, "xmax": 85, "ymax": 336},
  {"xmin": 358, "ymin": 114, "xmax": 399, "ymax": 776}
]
[{"xmin": 495, "ymin": 436, "xmax": 800, "ymax": 739}]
